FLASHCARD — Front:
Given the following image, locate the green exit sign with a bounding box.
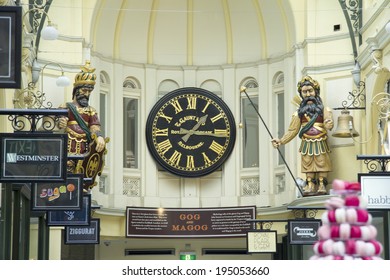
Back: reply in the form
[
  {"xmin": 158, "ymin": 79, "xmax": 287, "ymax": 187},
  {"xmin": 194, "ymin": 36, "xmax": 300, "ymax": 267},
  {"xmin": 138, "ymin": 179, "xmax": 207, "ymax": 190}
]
[{"xmin": 179, "ymin": 252, "xmax": 196, "ymax": 260}]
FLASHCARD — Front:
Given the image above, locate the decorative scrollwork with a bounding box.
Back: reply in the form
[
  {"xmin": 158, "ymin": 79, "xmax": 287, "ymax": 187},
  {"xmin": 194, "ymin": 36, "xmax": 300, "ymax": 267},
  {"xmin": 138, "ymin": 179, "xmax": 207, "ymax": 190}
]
[
  {"xmin": 357, "ymin": 155, "xmax": 390, "ymax": 173},
  {"xmin": 340, "ymin": 0, "xmax": 361, "ymax": 34},
  {"xmin": 0, "ymin": 109, "xmax": 68, "ymax": 133},
  {"xmin": 261, "ymin": 222, "xmax": 273, "ymax": 230},
  {"xmin": 340, "ymin": 81, "xmax": 366, "ymax": 110},
  {"xmin": 292, "ymin": 209, "xmax": 305, "ymax": 219},
  {"xmin": 372, "ymin": 92, "xmax": 390, "ymax": 119},
  {"xmin": 363, "ymin": 159, "xmax": 390, "ymax": 172},
  {"xmin": 14, "ymin": 82, "xmax": 53, "ymax": 109},
  {"xmin": 305, "ymin": 209, "xmax": 318, "ymax": 219},
  {"xmin": 30, "ymin": 0, "xmax": 52, "ymax": 32}
]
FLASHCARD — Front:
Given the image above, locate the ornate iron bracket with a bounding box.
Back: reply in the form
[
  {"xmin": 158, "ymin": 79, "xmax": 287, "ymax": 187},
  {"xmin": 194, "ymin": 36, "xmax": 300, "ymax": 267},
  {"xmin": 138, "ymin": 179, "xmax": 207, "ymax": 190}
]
[
  {"xmin": 333, "ymin": 81, "xmax": 366, "ymax": 111},
  {"xmin": 0, "ymin": 109, "xmax": 68, "ymax": 133},
  {"xmin": 357, "ymin": 155, "xmax": 390, "ymax": 173},
  {"xmin": 27, "ymin": 0, "xmax": 54, "ymax": 52}
]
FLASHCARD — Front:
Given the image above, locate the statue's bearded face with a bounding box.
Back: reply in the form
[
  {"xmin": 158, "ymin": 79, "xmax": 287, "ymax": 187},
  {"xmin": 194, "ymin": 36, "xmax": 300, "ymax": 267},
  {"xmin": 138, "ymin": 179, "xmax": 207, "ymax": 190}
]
[
  {"xmin": 76, "ymin": 87, "xmax": 92, "ymax": 107},
  {"xmin": 298, "ymin": 85, "xmax": 324, "ymax": 118}
]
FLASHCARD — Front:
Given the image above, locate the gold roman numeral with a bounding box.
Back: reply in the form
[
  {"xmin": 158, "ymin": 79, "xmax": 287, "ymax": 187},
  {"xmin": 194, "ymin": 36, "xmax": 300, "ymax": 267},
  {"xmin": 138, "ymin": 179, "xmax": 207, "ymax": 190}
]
[
  {"xmin": 157, "ymin": 139, "xmax": 172, "ymax": 154},
  {"xmin": 210, "ymin": 113, "xmax": 223, "ymax": 123},
  {"xmin": 171, "ymin": 99, "xmax": 183, "ymax": 114},
  {"xmin": 186, "ymin": 96, "xmax": 197, "ymax": 110},
  {"xmin": 202, "ymin": 152, "xmax": 211, "ymax": 164},
  {"xmin": 202, "ymin": 101, "xmax": 211, "ymax": 113},
  {"xmin": 155, "ymin": 128, "xmax": 168, "ymax": 136},
  {"xmin": 209, "ymin": 140, "xmax": 224, "ymax": 154},
  {"xmin": 158, "ymin": 112, "xmax": 172, "ymax": 123},
  {"xmin": 169, "ymin": 150, "xmax": 182, "ymax": 166},
  {"xmin": 214, "ymin": 129, "xmax": 228, "ymax": 137},
  {"xmin": 186, "ymin": 155, "xmax": 195, "ymax": 169}
]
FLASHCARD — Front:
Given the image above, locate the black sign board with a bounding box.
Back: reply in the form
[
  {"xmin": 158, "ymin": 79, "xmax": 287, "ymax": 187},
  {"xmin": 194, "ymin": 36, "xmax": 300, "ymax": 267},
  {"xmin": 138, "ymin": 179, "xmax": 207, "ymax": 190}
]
[
  {"xmin": 47, "ymin": 194, "xmax": 91, "ymax": 226},
  {"xmin": 288, "ymin": 219, "xmax": 321, "ymax": 245},
  {"xmin": 65, "ymin": 219, "xmax": 100, "ymax": 245},
  {"xmin": 0, "ymin": 6, "xmax": 22, "ymax": 89},
  {"xmin": 32, "ymin": 173, "xmax": 83, "ymax": 211},
  {"xmin": 0, "ymin": 133, "xmax": 67, "ymax": 182},
  {"xmin": 126, "ymin": 206, "xmax": 256, "ymax": 238}
]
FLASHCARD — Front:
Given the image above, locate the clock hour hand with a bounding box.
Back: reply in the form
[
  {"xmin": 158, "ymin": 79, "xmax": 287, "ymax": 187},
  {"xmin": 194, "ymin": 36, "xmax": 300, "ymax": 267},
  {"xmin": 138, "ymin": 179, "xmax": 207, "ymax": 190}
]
[
  {"xmin": 179, "ymin": 128, "xmax": 228, "ymax": 137},
  {"xmin": 181, "ymin": 114, "xmax": 208, "ymax": 142}
]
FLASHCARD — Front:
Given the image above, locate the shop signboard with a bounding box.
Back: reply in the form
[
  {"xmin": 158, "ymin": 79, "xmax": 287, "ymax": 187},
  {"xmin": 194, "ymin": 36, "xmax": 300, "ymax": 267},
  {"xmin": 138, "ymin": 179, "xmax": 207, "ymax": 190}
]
[
  {"xmin": 0, "ymin": 6, "xmax": 22, "ymax": 89},
  {"xmin": 0, "ymin": 133, "xmax": 67, "ymax": 182},
  {"xmin": 288, "ymin": 219, "xmax": 321, "ymax": 245},
  {"xmin": 126, "ymin": 206, "xmax": 256, "ymax": 238},
  {"xmin": 32, "ymin": 174, "xmax": 83, "ymax": 211},
  {"xmin": 47, "ymin": 194, "xmax": 91, "ymax": 226},
  {"xmin": 359, "ymin": 173, "xmax": 390, "ymax": 209},
  {"xmin": 64, "ymin": 219, "xmax": 100, "ymax": 244},
  {"xmin": 247, "ymin": 230, "xmax": 277, "ymax": 253}
]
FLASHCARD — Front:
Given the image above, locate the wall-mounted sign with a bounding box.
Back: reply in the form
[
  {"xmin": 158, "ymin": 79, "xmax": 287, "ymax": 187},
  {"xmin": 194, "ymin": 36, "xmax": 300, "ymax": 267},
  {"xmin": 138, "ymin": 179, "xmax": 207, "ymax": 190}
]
[
  {"xmin": 359, "ymin": 173, "xmax": 390, "ymax": 209},
  {"xmin": 47, "ymin": 194, "xmax": 91, "ymax": 226},
  {"xmin": 247, "ymin": 230, "xmax": 277, "ymax": 253},
  {"xmin": 288, "ymin": 219, "xmax": 321, "ymax": 245},
  {"xmin": 126, "ymin": 206, "xmax": 256, "ymax": 238},
  {"xmin": 0, "ymin": 133, "xmax": 67, "ymax": 182},
  {"xmin": 65, "ymin": 218, "xmax": 100, "ymax": 245},
  {"xmin": 0, "ymin": 6, "xmax": 22, "ymax": 88},
  {"xmin": 32, "ymin": 174, "xmax": 83, "ymax": 211}
]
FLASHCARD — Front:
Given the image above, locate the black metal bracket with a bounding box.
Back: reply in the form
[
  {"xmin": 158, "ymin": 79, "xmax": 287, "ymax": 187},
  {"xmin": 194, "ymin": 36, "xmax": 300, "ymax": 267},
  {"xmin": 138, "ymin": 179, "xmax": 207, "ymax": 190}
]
[
  {"xmin": 357, "ymin": 155, "xmax": 390, "ymax": 173},
  {"xmin": 0, "ymin": 109, "xmax": 68, "ymax": 133}
]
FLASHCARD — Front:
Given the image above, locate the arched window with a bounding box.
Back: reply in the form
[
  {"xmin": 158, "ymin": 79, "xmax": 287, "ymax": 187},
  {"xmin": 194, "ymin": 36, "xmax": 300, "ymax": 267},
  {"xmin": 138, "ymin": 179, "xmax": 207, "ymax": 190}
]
[
  {"xmin": 158, "ymin": 80, "xmax": 179, "ymax": 98},
  {"xmin": 273, "ymin": 72, "xmax": 286, "ymax": 193},
  {"xmin": 240, "ymin": 77, "xmax": 259, "ymax": 168},
  {"xmin": 200, "ymin": 79, "xmax": 222, "ymax": 97},
  {"xmin": 99, "ymin": 71, "xmax": 110, "ymax": 137},
  {"xmin": 99, "ymin": 71, "xmax": 110, "ymax": 194},
  {"xmin": 123, "ymin": 77, "xmax": 141, "ymax": 169},
  {"xmin": 273, "ymin": 72, "xmax": 285, "ymax": 165}
]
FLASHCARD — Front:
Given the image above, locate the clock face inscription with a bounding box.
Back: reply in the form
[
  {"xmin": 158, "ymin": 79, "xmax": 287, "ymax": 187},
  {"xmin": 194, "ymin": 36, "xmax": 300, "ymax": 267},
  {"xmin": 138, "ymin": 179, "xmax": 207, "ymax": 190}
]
[{"xmin": 145, "ymin": 87, "xmax": 236, "ymax": 177}]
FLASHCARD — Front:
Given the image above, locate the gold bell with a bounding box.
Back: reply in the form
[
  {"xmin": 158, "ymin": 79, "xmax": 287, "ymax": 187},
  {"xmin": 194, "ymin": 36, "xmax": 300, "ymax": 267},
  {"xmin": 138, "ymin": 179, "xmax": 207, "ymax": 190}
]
[{"xmin": 332, "ymin": 110, "xmax": 359, "ymax": 138}]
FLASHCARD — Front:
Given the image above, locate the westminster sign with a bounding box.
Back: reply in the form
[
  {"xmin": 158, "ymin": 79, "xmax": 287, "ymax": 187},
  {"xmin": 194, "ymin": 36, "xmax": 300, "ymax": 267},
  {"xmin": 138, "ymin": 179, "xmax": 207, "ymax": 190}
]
[{"xmin": 0, "ymin": 133, "xmax": 67, "ymax": 182}]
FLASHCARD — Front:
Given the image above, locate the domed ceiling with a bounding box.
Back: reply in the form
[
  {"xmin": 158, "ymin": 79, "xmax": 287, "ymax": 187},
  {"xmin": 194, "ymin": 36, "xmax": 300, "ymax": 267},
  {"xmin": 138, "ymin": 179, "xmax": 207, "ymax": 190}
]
[{"xmin": 91, "ymin": 0, "xmax": 296, "ymax": 66}]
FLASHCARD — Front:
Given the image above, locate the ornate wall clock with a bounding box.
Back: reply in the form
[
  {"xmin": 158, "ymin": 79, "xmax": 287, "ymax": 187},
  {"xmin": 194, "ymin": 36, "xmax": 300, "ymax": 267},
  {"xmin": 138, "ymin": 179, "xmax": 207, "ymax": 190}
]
[{"xmin": 145, "ymin": 87, "xmax": 236, "ymax": 177}]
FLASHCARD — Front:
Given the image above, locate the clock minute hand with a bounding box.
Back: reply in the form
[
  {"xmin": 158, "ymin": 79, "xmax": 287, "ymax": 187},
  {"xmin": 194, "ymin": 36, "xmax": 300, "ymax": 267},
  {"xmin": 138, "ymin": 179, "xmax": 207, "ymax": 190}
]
[
  {"xmin": 181, "ymin": 115, "xmax": 208, "ymax": 142},
  {"xmin": 179, "ymin": 128, "xmax": 228, "ymax": 137}
]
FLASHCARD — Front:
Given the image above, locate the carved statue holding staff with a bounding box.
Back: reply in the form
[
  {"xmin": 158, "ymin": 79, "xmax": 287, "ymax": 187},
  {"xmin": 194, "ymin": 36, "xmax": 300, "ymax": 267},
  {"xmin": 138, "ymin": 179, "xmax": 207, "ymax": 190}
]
[{"xmin": 272, "ymin": 76, "xmax": 333, "ymax": 195}]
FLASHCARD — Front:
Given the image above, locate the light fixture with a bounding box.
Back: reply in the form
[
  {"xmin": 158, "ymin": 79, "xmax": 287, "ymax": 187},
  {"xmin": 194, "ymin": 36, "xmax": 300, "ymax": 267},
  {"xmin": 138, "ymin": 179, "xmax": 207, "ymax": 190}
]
[
  {"xmin": 22, "ymin": 7, "xmax": 59, "ymax": 40},
  {"xmin": 31, "ymin": 60, "xmax": 70, "ymax": 87},
  {"xmin": 351, "ymin": 61, "xmax": 361, "ymax": 87},
  {"xmin": 14, "ymin": 61, "xmax": 70, "ymax": 109}
]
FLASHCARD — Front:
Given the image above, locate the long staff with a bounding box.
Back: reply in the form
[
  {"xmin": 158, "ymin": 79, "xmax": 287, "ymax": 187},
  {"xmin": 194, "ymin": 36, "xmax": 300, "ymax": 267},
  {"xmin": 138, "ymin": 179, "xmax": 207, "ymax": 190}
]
[{"xmin": 240, "ymin": 86, "xmax": 304, "ymax": 196}]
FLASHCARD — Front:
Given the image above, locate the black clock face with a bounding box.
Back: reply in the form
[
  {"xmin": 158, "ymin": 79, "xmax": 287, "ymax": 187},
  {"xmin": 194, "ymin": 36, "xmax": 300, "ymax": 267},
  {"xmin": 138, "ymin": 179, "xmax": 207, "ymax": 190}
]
[{"xmin": 145, "ymin": 87, "xmax": 236, "ymax": 177}]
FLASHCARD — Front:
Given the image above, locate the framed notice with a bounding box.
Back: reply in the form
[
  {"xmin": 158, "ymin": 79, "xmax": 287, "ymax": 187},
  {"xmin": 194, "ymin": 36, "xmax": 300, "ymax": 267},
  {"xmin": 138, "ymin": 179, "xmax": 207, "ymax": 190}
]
[
  {"xmin": 126, "ymin": 206, "xmax": 256, "ymax": 238},
  {"xmin": 247, "ymin": 230, "xmax": 277, "ymax": 253},
  {"xmin": 32, "ymin": 174, "xmax": 83, "ymax": 211},
  {"xmin": 0, "ymin": 133, "xmax": 67, "ymax": 182},
  {"xmin": 47, "ymin": 194, "xmax": 91, "ymax": 226},
  {"xmin": 359, "ymin": 173, "xmax": 390, "ymax": 209},
  {"xmin": 288, "ymin": 219, "xmax": 321, "ymax": 245},
  {"xmin": 0, "ymin": 6, "xmax": 22, "ymax": 88},
  {"xmin": 65, "ymin": 219, "xmax": 100, "ymax": 245}
]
